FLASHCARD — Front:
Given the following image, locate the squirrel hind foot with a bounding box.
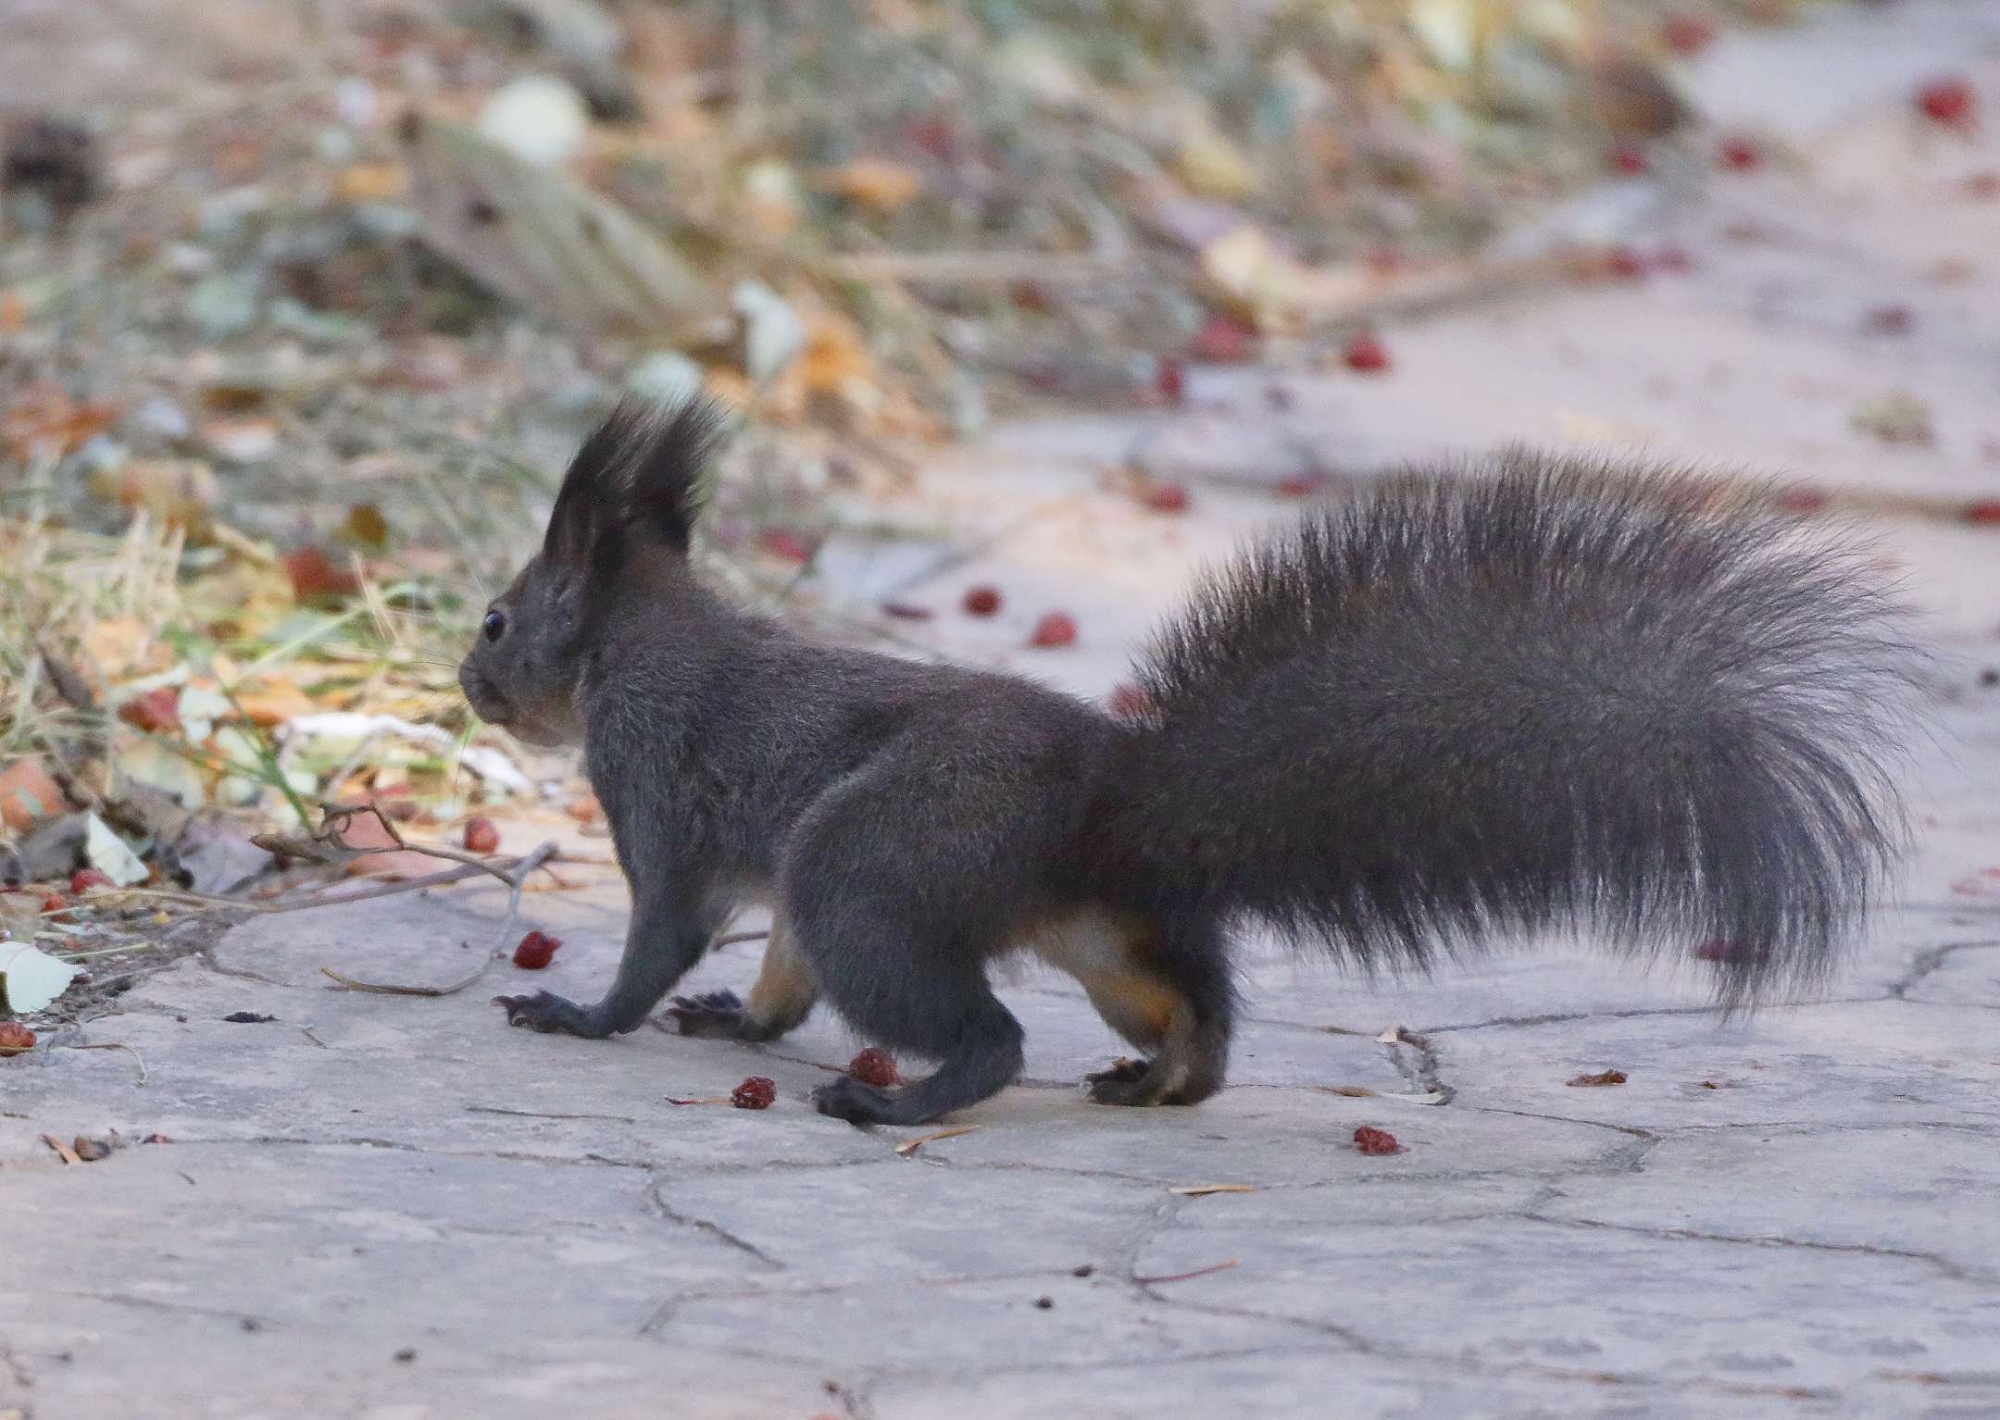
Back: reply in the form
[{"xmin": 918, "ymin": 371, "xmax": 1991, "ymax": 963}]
[
  {"xmin": 810, "ymin": 1075, "xmax": 902, "ymax": 1125},
  {"xmin": 665, "ymin": 989, "xmax": 768, "ymax": 1040},
  {"xmin": 1085, "ymin": 1056, "xmax": 1183, "ymax": 1106}
]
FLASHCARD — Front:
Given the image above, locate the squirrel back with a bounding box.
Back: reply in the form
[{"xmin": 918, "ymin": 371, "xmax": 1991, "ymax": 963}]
[{"xmin": 1090, "ymin": 452, "xmax": 1921, "ymax": 1005}]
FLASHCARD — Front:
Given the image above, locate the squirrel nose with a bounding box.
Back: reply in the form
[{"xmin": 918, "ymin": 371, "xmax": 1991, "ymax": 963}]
[{"xmin": 459, "ymin": 664, "xmax": 510, "ymax": 722}]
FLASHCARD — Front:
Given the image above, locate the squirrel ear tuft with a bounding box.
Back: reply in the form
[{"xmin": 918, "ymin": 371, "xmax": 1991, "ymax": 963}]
[{"xmin": 544, "ymin": 397, "xmax": 726, "ymax": 572}]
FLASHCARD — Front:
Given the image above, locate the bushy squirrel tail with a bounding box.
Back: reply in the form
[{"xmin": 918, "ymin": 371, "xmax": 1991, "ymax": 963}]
[{"xmin": 1095, "ymin": 453, "xmax": 1923, "ymax": 1005}]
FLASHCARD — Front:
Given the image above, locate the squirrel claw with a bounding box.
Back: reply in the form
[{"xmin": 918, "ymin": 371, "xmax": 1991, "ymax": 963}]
[
  {"xmin": 664, "ymin": 990, "xmax": 752, "ymax": 1038},
  {"xmin": 493, "ymin": 990, "xmax": 594, "ymax": 1035},
  {"xmin": 1085, "ymin": 1056, "xmax": 1161, "ymax": 1106}
]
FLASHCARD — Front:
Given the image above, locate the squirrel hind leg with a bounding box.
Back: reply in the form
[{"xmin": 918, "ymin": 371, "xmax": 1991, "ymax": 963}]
[
  {"xmin": 1039, "ymin": 908, "xmax": 1233, "ymax": 1108},
  {"xmin": 810, "ymin": 990, "xmax": 1024, "ymax": 1126},
  {"xmin": 666, "ymin": 920, "xmax": 818, "ymax": 1042}
]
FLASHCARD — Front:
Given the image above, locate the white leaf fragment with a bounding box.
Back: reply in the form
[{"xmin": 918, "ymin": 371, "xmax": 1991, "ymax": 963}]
[
  {"xmin": 84, "ymin": 813, "xmax": 150, "ymax": 886},
  {"xmin": 0, "ymin": 941, "xmax": 83, "ymax": 1013}
]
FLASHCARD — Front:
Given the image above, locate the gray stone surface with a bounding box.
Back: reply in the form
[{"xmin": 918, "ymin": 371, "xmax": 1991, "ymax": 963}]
[{"xmin": 8, "ymin": 7, "xmax": 2000, "ymax": 1416}]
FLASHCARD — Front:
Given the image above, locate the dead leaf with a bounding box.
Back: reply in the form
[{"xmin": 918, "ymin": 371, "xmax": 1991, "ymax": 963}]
[
  {"xmin": 0, "ymin": 756, "xmax": 67, "ymax": 832},
  {"xmin": 338, "ymin": 502, "xmax": 390, "ymax": 551},
  {"xmin": 203, "ymin": 417, "xmax": 280, "ymax": 464},
  {"xmin": 282, "ymin": 545, "xmax": 363, "ymax": 603},
  {"xmin": 1566, "ymin": 1068, "xmax": 1629, "ymax": 1087},
  {"xmin": 229, "ymin": 679, "xmax": 317, "ymax": 728},
  {"xmin": 83, "ymin": 614, "xmax": 168, "ymax": 682},
  {"xmin": 332, "ymin": 809, "xmax": 443, "ymax": 881},
  {"xmin": 333, "ymin": 161, "xmax": 410, "ymax": 203},
  {"xmin": 90, "ymin": 458, "xmax": 219, "ymax": 531},
  {"xmin": 41, "ymin": 1133, "xmax": 82, "ymax": 1164},
  {"xmin": 1850, "ymin": 394, "xmax": 1935, "ymax": 447},
  {"xmin": 2, "ymin": 383, "xmax": 116, "ymax": 458},
  {"xmin": 816, "ymin": 157, "xmax": 924, "ymax": 214},
  {"xmin": 1167, "ymin": 1183, "xmax": 1256, "ymax": 1197}
]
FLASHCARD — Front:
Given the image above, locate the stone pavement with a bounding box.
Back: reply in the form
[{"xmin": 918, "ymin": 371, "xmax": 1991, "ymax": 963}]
[{"xmin": 6, "ymin": 5, "xmax": 2000, "ymax": 1417}]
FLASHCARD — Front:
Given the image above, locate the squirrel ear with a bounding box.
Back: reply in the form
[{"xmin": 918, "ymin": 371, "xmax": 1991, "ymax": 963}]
[{"xmin": 544, "ymin": 397, "xmax": 725, "ymax": 572}]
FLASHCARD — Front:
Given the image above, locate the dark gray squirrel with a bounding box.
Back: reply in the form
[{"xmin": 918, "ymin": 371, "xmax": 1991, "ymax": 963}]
[{"xmin": 460, "ymin": 398, "xmax": 1919, "ymax": 1125}]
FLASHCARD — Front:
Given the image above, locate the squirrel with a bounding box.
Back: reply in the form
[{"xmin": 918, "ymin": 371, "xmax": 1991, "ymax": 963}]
[{"xmin": 460, "ymin": 399, "xmax": 1919, "ymax": 1126}]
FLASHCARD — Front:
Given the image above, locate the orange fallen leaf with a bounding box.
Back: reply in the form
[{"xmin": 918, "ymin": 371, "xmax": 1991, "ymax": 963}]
[
  {"xmin": 816, "ymin": 157, "xmax": 924, "ymax": 214},
  {"xmin": 230, "ymin": 680, "xmax": 316, "ymax": 727},
  {"xmin": 2, "ymin": 383, "xmax": 116, "ymax": 458},
  {"xmin": 0, "ymin": 756, "xmax": 67, "ymax": 832},
  {"xmin": 332, "ymin": 809, "xmax": 441, "ymax": 881},
  {"xmin": 333, "ymin": 160, "xmax": 410, "ymax": 203}
]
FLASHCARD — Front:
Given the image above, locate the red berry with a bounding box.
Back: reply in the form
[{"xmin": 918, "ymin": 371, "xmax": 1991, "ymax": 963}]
[
  {"xmin": 1966, "ymin": 500, "xmax": 2000, "ymax": 526},
  {"xmin": 1651, "ymin": 245, "xmax": 1694, "ymax": 274},
  {"xmin": 1353, "ymin": 1125, "xmax": 1402, "ymax": 1156},
  {"xmin": 847, "ymin": 1048, "xmax": 900, "ymax": 1087},
  {"xmin": 1610, "ymin": 141, "xmax": 1648, "ymax": 175},
  {"xmin": 1342, "ymin": 332, "xmax": 1391, "ymax": 373},
  {"xmin": 1364, "ymin": 246, "xmax": 1407, "ymax": 277},
  {"xmin": 1770, "ymin": 485, "xmax": 1829, "ymax": 515},
  {"xmin": 69, "ymin": 868, "xmax": 113, "ymax": 895},
  {"xmin": 1963, "ymin": 170, "xmax": 2000, "ymax": 199},
  {"xmin": 962, "ymin": 585, "xmax": 1002, "ymax": 617},
  {"xmin": 1605, "ymin": 245, "xmax": 1646, "ymax": 280},
  {"xmin": 1189, "ymin": 312, "xmax": 1255, "ymax": 363},
  {"xmin": 463, "ymin": 817, "xmax": 501, "ymax": 854},
  {"xmin": 1693, "ymin": 939, "xmax": 1766, "ymax": 964},
  {"xmin": 1155, "ymin": 356, "xmax": 1187, "ymax": 407},
  {"xmin": 758, "ymin": 529, "xmax": 811, "ymax": 564},
  {"xmin": 40, "ymin": 891, "xmax": 67, "ymax": 914},
  {"xmin": 1140, "ymin": 481, "xmax": 1190, "ymax": 514},
  {"xmin": 117, "ymin": 686, "xmax": 182, "ymax": 735},
  {"xmin": 731, "ymin": 1076, "xmax": 776, "ymax": 1110},
  {"xmin": 511, "ymin": 930, "xmax": 561, "ymax": 970},
  {"xmin": 1660, "ymin": 10, "xmax": 1717, "ymax": 55},
  {"xmin": 1106, "ymin": 682, "xmax": 1152, "ymax": 720},
  {"xmin": 1028, "ymin": 611, "xmax": 1078, "ymax": 648},
  {"xmin": 1916, "ymin": 75, "xmax": 1976, "ymax": 132},
  {"xmin": 1718, "ymin": 135, "xmax": 1762, "ymax": 171},
  {"xmin": 1275, "ymin": 473, "xmax": 1321, "ymax": 499},
  {"xmin": 0, "ymin": 1022, "xmax": 35, "ymax": 1056}
]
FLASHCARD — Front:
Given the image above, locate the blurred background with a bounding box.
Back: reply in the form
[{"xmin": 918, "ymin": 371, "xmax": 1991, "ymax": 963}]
[{"xmin": 1, "ymin": 0, "xmax": 1997, "ymax": 911}]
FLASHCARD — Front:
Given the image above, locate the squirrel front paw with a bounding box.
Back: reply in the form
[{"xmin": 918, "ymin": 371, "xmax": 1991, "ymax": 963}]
[{"xmin": 493, "ymin": 990, "xmax": 607, "ymax": 1037}]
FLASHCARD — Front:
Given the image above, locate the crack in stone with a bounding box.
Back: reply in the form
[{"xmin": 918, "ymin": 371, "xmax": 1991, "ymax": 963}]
[
  {"xmin": 1144, "ymin": 1293, "xmax": 1846, "ymax": 1402},
  {"xmin": 464, "ymin": 1104, "xmax": 640, "ymax": 1124},
  {"xmin": 1526, "ymin": 1214, "xmax": 1993, "ymax": 1286},
  {"xmin": 1887, "ymin": 939, "xmax": 2000, "ymax": 1000},
  {"xmin": 53, "ymin": 1288, "xmax": 270, "ymax": 1330},
  {"xmin": 645, "ymin": 1179, "xmax": 787, "ymax": 1271}
]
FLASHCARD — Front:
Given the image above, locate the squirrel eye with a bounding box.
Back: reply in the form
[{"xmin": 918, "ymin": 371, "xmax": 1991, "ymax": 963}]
[{"xmin": 482, "ymin": 609, "xmax": 506, "ymax": 642}]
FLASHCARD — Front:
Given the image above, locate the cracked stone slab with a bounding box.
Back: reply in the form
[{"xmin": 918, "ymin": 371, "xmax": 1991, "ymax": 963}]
[
  {"xmin": 1430, "ymin": 998, "xmax": 2000, "ymax": 1132},
  {"xmin": 1534, "ymin": 1125, "xmax": 2000, "ymax": 1283},
  {"xmin": 1131, "ymin": 1214, "xmax": 2000, "ymax": 1393}
]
